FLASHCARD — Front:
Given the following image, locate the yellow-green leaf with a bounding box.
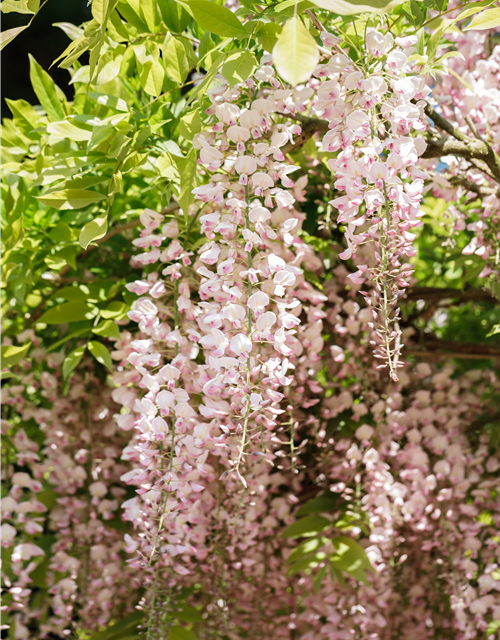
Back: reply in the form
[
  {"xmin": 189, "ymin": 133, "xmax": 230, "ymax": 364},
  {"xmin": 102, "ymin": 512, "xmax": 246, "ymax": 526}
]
[
  {"xmin": 1, "ymin": 25, "xmax": 28, "ymax": 50},
  {"xmin": 256, "ymin": 22, "xmax": 282, "ymax": 53},
  {"xmin": 139, "ymin": 59, "xmax": 165, "ymax": 96},
  {"xmin": 281, "ymin": 515, "xmax": 330, "ymax": 538},
  {"xmin": 79, "ymin": 214, "xmax": 108, "ymax": 249},
  {"xmin": 36, "ymin": 189, "xmax": 107, "ymax": 210},
  {"xmin": 179, "ymin": 110, "xmax": 202, "ymax": 139},
  {"xmin": 92, "ymin": 319, "xmax": 121, "ymax": 339},
  {"xmin": 182, "ymin": 0, "xmax": 248, "ymax": 37},
  {"xmin": 308, "ymin": 0, "xmax": 405, "ymax": 13},
  {"xmin": 38, "ymin": 302, "xmax": 97, "ymax": 324},
  {"xmin": 46, "ymin": 120, "xmax": 93, "ymax": 141},
  {"xmin": 1, "ymin": 0, "xmax": 38, "ymax": 14},
  {"xmin": 158, "ymin": 0, "xmax": 190, "ymax": 32},
  {"xmin": 96, "ymin": 47, "xmax": 125, "ymax": 85},
  {"xmin": 163, "ymin": 34, "xmax": 190, "ymax": 83},
  {"xmin": 100, "ymin": 301, "xmax": 128, "ymax": 319},
  {"xmin": 29, "ymin": 54, "xmax": 65, "ymax": 121},
  {"xmin": 273, "ymin": 17, "xmax": 318, "ymax": 86},
  {"xmin": 464, "ymin": 7, "xmax": 500, "ymax": 30},
  {"xmin": 1, "ymin": 342, "xmax": 31, "ymax": 368},
  {"xmin": 221, "ymin": 51, "xmax": 257, "ymax": 89}
]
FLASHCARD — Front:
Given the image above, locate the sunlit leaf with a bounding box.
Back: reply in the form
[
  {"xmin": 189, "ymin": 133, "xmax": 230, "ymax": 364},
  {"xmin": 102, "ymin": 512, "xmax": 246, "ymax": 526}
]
[
  {"xmin": 222, "ymin": 51, "xmax": 257, "ymax": 89},
  {"xmin": 281, "ymin": 515, "xmax": 331, "ymax": 538},
  {"xmin": 38, "ymin": 302, "xmax": 98, "ymax": 324},
  {"xmin": 28, "ymin": 54, "xmax": 65, "ymax": 121},
  {"xmin": 36, "ymin": 189, "xmax": 107, "ymax": 211},
  {"xmin": 464, "ymin": 7, "xmax": 500, "ymax": 30},
  {"xmin": 1, "ymin": 342, "xmax": 31, "ymax": 368},
  {"xmin": 308, "ymin": 0, "xmax": 405, "ymax": 14},
  {"xmin": 273, "ymin": 17, "xmax": 319, "ymax": 86},
  {"xmin": 182, "ymin": 0, "xmax": 248, "ymax": 37}
]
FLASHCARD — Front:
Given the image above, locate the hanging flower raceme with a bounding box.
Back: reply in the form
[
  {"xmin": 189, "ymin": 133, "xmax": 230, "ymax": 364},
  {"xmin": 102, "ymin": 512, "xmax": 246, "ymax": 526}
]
[
  {"xmin": 298, "ymin": 29, "xmax": 430, "ymax": 380},
  {"xmin": 1, "ymin": 355, "xmax": 138, "ymax": 639}
]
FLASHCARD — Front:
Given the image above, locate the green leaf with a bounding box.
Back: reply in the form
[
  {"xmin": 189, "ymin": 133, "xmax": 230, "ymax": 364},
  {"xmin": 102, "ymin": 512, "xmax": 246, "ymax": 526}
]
[
  {"xmin": 158, "ymin": 0, "xmax": 191, "ymax": 32},
  {"xmin": 38, "ymin": 302, "xmax": 97, "ymax": 324},
  {"xmin": 187, "ymin": 52, "xmax": 225, "ymax": 105},
  {"xmin": 222, "ymin": 51, "xmax": 257, "ymax": 89},
  {"xmin": 92, "ymin": 319, "xmax": 121, "ymax": 339},
  {"xmin": 6, "ymin": 98, "xmax": 41, "ymax": 134},
  {"xmin": 285, "ymin": 536, "xmax": 327, "ymax": 564},
  {"xmin": 1, "ymin": 371, "xmax": 17, "ymax": 380},
  {"xmin": 313, "ymin": 564, "xmax": 327, "ymax": 594},
  {"xmin": 62, "ymin": 345, "xmax": 86, "ymax": 379},
  {"xmin": 36, "ymin": 189, "xmax": 107, "ymax": 210},
  {"xmin": 402, "ymin": 0, "xmax": 426, "ymax": 26},
  {"xmin": 139, "ymin": 0, "xmax": 160, "ymax": 33},
  {"xmin": 96, "ymin": 46, "xmax": 125, "ymax": 85},
  {"xmin": 92, "ymin": 0, "xmax": 119, "ymax": 23},
  {"xmin": 331, "ymin": 536, "xmax": 374, "ymax": 573},
  {"xmin": 183, "ymin": 0, "xmax": 248, "ymax": 37},
  {"xmin": 273, "ymin": 17, "xmax": 319, "ymax": 86},
  {"xmin": 455, "ymin": 0, "xmax": 494, "ymax": 22},
  {"xmin": 46, "ymin": 120, "xmax": 93, "ymax": 141},
  {"xmin": 487, "ymin": 324, "xmax": 500, "ymax": 338},
  {"xmin": 308, "ymin": 0, "xmax": 405, "ymax": 13},
  {"xmin": 79, "ymin": 214, "xmax": 109, "ymax": 249},
  {"xmin": 281, "ymin": 514, "xmax": 330, "ymax": 538},
  {"xmin": 28, "ymin": 54, "xmax": 65, "ymax": 121},
  {"xmin": 175, "ymin": 148, "xmax": 198, "ymax": 216},
  {"xmin": 286, "ymin": 551, "xmax": 327, "ymax": 575},
  {"xmin": 423, "ymin": 0, "xmax": 447, "ymax": 9},
  {"xmin": 427, "ymin": 24, "xmax": 446, "ymax": 62},
  {"xmin": 175, "ymin": 604, "xmax": 204, "ymax": 623},
  {"xmin": 256, "ymin": 22, "xmax": 282, "ymax": 53},
  {"xmin": 139, "ymin": 58, "xmax": 165, "ymax": 96},
  {"xmin": 1, "ymin": 0, "xmax": 38, "ymax": 14},
  {"xmin": 157, "ymin": 152, "xmax": 180, "ymax": 179},
  {"xmin": 86, "ymin": 612, "xmax": 142, "ymax": 640},
  {"xmin": 0, "ymin": 25, "xmax": 28, "ymax": 49},
  {"xmin": 464, "ymin": 7, "xmax": 500, "ymax": 30},
  {"xmin": 163, "ymin": 34, "xmax": 190, "ymax": 83},
  {"xmin": 88, "ymin": 341, "xmax": 113, "ymax": 371},
  {"xmin": 296, "ymin": 492, "xmax": 338, "ymax": 516},
  {"xmin": 170, "ymin": 627, "xmax": 198, "ymax": 640},
  {"xmin": 117, "ymin": 0, "xmax": 149, "ymax": 30},
  {"xmin": 1, "ymin": 342, "xmax": 31, "ymax": 368},
  {"xmin": 179, "ymin": 110, "xmax": 202, "ymax": 139},
  {"xmin": 100, "ymin": 301, "xmax": 128, "ymax": 319}
]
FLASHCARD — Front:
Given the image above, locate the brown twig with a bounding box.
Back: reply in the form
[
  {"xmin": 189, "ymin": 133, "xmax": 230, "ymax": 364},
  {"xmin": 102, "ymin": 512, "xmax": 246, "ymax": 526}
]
[
  {"xmin": 404, "ymin": 287, "xmax": 497, "ymax": 304},
  {"xmin": 283, "ymin": 114, "xmax": 329, "ymax": 154},
  {"xmin": 404, "ymin": 337, "xmax": 500, "ymax": 360},
  {"xmin": 422, "ymin": 103, "xmax": 500, "ymax": 183}
]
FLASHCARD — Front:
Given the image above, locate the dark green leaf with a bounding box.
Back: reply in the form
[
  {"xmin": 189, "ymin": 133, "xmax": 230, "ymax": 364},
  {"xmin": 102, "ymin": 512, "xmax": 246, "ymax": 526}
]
[
  {"xmin": 296, "ymin": 492, "xmax": 339, "ymax": 516},
  {"xmin": 62, "ymin": 345, "xmax": 86, "ymax": 379},
  {"xmin": 88, "ymin": 340, "xmax": 113, "ymax": 371},
  {"xmin": 281, "ymin": 515, "xmax": 330, "ymax": 538}
]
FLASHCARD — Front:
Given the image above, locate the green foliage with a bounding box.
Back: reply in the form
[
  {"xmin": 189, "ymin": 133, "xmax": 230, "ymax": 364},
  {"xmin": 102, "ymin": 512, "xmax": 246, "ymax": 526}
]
[{"xmin": 284, "ymin": 495, "xmax": 374, "ymax": 589}]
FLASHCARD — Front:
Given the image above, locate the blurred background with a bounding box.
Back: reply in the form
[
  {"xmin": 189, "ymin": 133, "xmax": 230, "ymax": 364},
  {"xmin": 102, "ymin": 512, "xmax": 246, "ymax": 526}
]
[{"xmin": 1, "ymin": 0, "xmax": 92, "ymax": 117}]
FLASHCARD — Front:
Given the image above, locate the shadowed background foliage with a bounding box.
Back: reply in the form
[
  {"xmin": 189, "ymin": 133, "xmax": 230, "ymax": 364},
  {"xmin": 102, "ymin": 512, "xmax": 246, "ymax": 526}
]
[{"xmin": 1, "ymin": 0, "xmax": 91, "ymax": 117}]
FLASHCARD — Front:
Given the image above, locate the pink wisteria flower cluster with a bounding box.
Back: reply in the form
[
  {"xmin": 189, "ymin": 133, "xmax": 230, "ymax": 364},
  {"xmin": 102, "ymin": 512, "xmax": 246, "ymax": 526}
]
[{"xmin": 2, "ymin": 14, "xmax": 500, "ymax": 640}]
